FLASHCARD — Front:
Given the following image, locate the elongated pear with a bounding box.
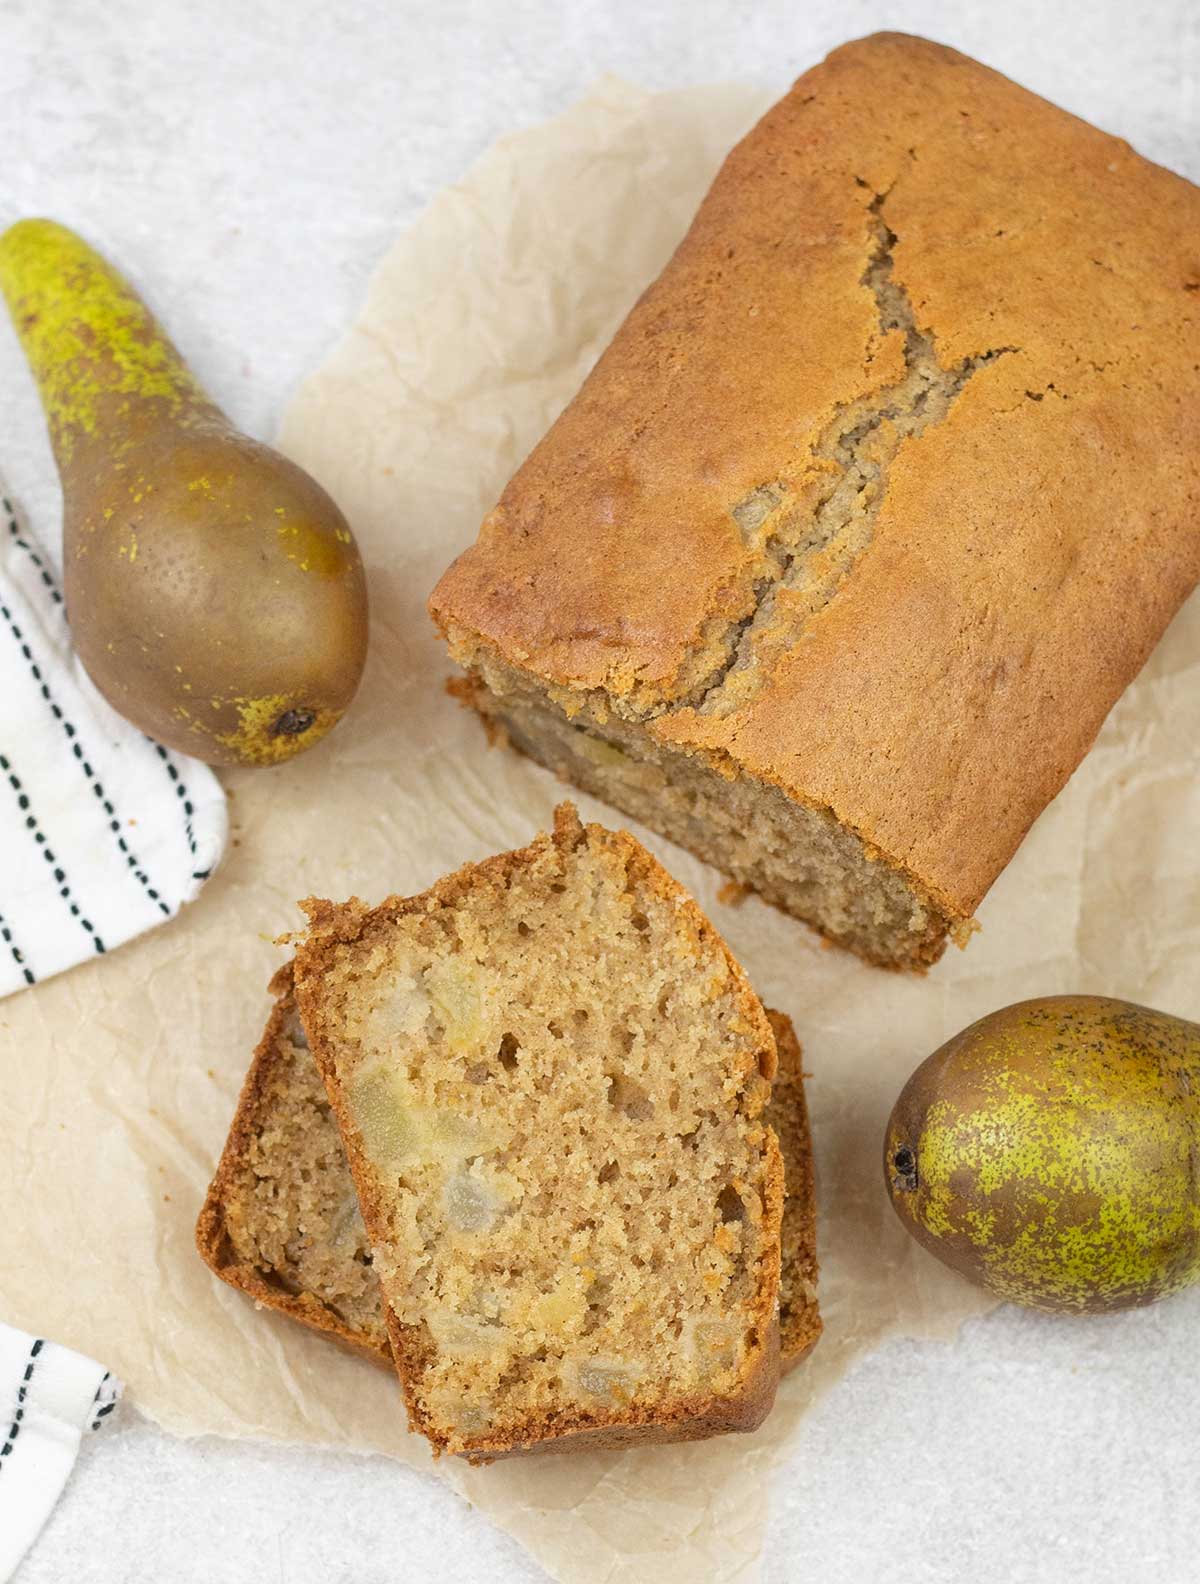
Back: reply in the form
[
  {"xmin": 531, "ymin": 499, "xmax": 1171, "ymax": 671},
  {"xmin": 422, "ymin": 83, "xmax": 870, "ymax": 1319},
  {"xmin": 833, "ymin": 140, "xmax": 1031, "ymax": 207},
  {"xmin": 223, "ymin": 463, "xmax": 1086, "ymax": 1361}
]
[{"xmin": 0, "ymin": 219, "xmax": 368, "ymax": 767}]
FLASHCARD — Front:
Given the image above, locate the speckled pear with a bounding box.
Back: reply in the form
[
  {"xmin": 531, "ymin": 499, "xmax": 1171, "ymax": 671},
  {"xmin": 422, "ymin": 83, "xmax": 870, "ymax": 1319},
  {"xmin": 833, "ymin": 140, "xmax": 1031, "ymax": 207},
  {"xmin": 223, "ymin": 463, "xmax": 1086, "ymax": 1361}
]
[
  {"xmin": 0, "ymin": 219, "xmax": 368, "ymax": 767},
  {"xmin": 884, "ymin": 996, "xmax": 1200, "ymax": 1313}
]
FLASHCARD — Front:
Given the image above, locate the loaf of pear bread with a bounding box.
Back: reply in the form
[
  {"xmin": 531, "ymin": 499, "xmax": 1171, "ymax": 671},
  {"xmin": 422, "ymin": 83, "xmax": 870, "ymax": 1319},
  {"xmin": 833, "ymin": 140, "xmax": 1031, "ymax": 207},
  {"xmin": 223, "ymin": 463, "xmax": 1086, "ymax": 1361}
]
[{"xmin": 429, "ymin": 33, "xmax": 1200, "ymax": 968}]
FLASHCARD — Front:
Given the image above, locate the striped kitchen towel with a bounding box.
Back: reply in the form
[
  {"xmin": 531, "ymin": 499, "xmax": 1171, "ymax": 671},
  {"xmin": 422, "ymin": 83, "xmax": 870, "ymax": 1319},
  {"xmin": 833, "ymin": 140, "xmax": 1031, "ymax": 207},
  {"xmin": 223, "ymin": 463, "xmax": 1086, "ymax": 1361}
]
[
  {"xmin": 0, "ymin": 488, "xmax": 226, "ymax": 997},
  {"xmin": 0, "ymin": 1324, "xmax": 122, "ymax": 1580}
]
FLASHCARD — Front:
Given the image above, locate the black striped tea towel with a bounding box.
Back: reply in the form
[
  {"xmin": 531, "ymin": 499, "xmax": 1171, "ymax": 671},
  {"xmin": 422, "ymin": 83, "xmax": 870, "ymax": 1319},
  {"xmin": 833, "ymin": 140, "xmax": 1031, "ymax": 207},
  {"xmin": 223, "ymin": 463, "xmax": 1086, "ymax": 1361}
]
[
  {"xmin": 0, "ymin": 490, "xmax": 226, "ymax": 997},
  {"xmin": 0, "ymin": 1324, "xmax": 122, "ymax": 1579}
]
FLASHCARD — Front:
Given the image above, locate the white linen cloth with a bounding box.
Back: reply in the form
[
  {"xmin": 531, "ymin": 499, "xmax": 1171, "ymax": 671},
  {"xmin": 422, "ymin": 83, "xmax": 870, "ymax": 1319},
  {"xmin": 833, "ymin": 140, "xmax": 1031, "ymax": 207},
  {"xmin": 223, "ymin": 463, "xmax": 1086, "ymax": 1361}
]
[
  {"xmin": 0, "ymin": 1324, "xmax": 122, "ymax": 1580},
  {"xmin": 0, "ymin": 487, "xmax": 227, "ymax": 997}
]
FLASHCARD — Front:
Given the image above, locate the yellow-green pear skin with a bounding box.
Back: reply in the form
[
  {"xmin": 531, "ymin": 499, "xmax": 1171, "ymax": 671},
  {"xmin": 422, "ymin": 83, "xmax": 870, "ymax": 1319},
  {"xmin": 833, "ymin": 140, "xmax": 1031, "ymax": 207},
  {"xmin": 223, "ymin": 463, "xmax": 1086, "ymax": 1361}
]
[
  {"xmin": 0, "ymin": 219, "xmax": 368, "ymax": 767},
  {"xmin": 884, "ymin": 996, "xmax": 1200, "ymax": 1314}
]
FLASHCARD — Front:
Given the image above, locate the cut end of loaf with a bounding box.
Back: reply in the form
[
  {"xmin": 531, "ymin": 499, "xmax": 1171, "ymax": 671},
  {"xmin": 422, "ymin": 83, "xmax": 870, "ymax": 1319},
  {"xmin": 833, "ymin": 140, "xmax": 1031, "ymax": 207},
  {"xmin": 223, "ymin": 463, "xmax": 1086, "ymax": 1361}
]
[
  {"xmin": 294, "ymin": 804, "xmax": 785, "ymax": 1458},
  {"xmin": 443, "ymin": 651, "xmax": 958, "ymax": 971}
]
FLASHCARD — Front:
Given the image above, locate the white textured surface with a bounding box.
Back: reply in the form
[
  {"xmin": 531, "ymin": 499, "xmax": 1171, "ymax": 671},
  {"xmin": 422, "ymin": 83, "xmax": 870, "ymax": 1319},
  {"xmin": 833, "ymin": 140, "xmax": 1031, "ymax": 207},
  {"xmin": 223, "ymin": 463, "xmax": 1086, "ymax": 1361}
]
[
  {"xmin": 2, "ymin": 1, "xmax": 1198, "ymax": 1580},
  {"xmin": 20, "ymin": 1292, "xmax": 1200, "ymax": 1584}
]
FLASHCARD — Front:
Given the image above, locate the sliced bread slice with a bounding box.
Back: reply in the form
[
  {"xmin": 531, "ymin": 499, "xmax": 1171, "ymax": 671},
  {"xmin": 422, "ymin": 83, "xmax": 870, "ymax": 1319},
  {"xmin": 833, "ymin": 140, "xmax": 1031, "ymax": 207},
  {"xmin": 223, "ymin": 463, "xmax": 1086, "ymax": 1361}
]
[
  {"xmin": 195, "ymin": 965, "xmax": 391, "ymax": 1363},
  {"xmin": 196, "ymin": 984, "xmax": 821, "ymax": 1381},
  {"xmin": 292, "ymin": 804, "xmax": 784, "ymax": 1460}
]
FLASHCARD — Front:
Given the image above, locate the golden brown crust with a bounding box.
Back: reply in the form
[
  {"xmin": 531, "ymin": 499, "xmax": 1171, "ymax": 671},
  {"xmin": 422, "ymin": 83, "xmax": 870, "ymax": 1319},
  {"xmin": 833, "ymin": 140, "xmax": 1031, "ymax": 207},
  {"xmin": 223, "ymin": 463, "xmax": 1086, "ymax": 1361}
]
[
  {"xmin": 194, "ymin": 966, "xmax": 391, "ymax": 1368},
  {"xmin": 430, "ymin": 33, "xmax": 1200, "ymax": 926},
  {"xmin": 294, "ymin": 804, "xmax": 785, "ymax": 1459}
]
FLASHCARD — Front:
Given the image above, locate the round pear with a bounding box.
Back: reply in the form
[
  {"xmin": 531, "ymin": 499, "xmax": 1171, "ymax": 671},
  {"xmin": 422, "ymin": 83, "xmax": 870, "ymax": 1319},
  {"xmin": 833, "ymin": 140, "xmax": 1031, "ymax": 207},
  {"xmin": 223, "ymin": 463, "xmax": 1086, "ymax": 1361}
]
[{"xmin": 884, "ymin": 995, "xmax": 1200, "ymax": 1313}]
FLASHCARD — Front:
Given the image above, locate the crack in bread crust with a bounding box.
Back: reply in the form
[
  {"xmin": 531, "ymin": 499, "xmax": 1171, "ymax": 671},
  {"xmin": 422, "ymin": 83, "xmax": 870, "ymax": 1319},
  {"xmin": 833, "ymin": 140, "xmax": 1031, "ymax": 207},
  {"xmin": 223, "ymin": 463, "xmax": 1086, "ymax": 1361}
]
[{"xmin": 690, "ymin": 188, "xmax": 1018, "ymax": 719}]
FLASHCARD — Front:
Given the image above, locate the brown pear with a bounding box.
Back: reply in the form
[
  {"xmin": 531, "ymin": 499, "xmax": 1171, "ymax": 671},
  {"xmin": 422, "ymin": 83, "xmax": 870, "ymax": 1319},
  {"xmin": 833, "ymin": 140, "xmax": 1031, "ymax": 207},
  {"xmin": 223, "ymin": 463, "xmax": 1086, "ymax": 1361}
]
[{"xmin": 0, "ymin": 219, "xmax": 368, "ymax": 767}]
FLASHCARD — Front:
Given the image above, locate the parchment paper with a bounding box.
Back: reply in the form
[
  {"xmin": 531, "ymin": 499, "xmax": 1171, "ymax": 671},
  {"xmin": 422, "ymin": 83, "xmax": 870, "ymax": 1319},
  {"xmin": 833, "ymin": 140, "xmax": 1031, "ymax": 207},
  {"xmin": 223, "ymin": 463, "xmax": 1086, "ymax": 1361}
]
[{"xmin": 2, "ymin": 77, "xmax": 1198, "ymax": 1584}]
